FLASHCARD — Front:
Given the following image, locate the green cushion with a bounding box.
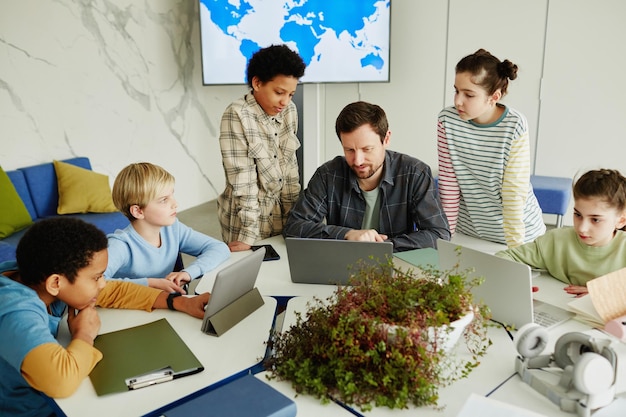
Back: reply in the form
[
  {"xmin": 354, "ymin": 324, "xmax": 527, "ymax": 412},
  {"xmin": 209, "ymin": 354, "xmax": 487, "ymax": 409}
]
[{"xmin": 0, "ymin": 166, "xmax": 33, "ymax": 238}]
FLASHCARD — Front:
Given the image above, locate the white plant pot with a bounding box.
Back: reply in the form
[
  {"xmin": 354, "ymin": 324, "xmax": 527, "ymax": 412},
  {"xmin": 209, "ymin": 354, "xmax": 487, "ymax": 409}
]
[
  {"xmin": 436, "ymin": 310, "xmax": 474, "ymax": 352},
  {"xmin": 383, "ymin": 310, "xmax": 475, "ymax": 353}
]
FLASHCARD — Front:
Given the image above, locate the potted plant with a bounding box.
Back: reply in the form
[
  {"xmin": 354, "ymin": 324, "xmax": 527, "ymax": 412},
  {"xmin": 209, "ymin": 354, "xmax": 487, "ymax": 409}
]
[{"xmin": 264, "ymin": 252, "xmax": 492, "ymax": 412}]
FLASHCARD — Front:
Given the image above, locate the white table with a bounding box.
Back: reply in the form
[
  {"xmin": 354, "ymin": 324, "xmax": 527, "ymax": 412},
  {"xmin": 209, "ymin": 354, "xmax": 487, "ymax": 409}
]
[
  {"xmin": 195, "ymin": 233, "xmax": 505, "ymax": 300},
  {"xmin": 53, "ymin": 296, "xmax": 277, "ymax": 417}
]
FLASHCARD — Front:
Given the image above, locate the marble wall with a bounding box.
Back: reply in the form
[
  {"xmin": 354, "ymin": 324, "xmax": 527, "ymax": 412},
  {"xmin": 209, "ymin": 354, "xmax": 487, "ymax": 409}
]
[{"xmin": 0, "ymin": 0, "xmax": 245, "ymax": 210}]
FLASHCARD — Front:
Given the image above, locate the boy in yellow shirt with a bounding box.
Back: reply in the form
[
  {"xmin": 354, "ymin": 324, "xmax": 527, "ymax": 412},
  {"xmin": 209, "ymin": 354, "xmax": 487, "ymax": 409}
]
[{"xmin": 0, "ymin": 217, "xmax": 210, "ymax": 417}]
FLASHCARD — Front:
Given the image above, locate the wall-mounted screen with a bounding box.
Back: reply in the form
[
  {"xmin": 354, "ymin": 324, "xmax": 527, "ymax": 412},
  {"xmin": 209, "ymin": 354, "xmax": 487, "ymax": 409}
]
[{"xmin": 198, "ymin": 0, "xmax": 391, "ymax": 85}]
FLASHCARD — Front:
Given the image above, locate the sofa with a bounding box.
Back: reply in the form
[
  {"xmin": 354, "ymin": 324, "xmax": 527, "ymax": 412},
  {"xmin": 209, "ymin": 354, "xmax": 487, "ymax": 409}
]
[{"xmin": 0, "ymin": 157, "xmax": 129, "ymax": 263}]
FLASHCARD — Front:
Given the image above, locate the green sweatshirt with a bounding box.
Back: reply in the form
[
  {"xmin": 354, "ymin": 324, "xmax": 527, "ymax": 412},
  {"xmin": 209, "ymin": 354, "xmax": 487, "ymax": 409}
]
[{"xmin": 496, "ymin": 227, "xmax": 626, "ymax": 286}]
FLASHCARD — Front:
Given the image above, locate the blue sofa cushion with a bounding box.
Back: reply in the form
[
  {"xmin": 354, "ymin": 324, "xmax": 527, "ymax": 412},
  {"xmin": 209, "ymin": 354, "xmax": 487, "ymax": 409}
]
[
  {"xmin": 61, "ymin": 213, "xmax": 129, "ymax": 235},
  {"xmin": 0, "ymin": 241, "xmax": 16, "ymax": 263},
  {"xmin": 19, "ymin": 157, "xmax": 91, "ymax": 219}
]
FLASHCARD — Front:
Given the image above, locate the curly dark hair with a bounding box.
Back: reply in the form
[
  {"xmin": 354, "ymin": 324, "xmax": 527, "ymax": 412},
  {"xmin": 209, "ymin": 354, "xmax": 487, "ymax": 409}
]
[
  {"xmin": 246, "ymin": 44, "xmax": 306, "ymax": 88},
  {"xmin": 16, "ymin": 218, "xmax": 108, "ymax": 286}
]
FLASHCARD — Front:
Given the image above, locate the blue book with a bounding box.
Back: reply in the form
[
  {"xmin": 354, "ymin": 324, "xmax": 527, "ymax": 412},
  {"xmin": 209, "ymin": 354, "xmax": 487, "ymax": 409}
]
[{"xmin": 163, "ymin": 374, "xmax": 296, "ymax": 417}]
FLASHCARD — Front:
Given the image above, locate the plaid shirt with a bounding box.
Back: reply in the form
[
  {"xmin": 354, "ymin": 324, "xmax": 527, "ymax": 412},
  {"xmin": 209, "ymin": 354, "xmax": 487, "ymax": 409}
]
[
  {"xmin": 217, "ymin": 93, "xmax": 301, "ymax": 245},
  {"xmin": 284, "ymin": 150, "xmax": 450, "ymax": 252}
]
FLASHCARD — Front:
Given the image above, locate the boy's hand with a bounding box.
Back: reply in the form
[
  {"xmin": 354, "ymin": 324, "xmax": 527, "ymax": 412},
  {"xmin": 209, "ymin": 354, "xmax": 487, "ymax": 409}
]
[
  {"xmin": 564, "ymin": 285, "xmax": 588, "ymax": 297},
  {"xmin": 148, "ymin": 277, "xmax": 186, "ymax": 294},
  {"xmin": 228, "ymin": 241, "xmax": 251, "ymax": 252},
  {"xmin": 164, "ymin": 271, "xmax": 191, "ymax": 287},
  {"xmin": 172, "ymin": 293, "xmax": 211, "ymax": 319},
  {"xmin": 67, "ymin": 303, "xmax": 101, "ymax": 345}
]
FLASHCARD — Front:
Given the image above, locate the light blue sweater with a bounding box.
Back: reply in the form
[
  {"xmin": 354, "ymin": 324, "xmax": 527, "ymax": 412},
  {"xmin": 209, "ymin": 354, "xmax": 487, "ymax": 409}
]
[{"xmin": 105, "ymin": 219, "xmax": 230, "ymax": 286}]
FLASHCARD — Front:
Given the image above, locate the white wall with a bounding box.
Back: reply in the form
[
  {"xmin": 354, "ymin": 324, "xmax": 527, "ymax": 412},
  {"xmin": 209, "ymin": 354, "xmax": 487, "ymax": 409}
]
[
  {"xmin": 1, "ymin": 0, "xmax": 625, "ymax": 218},
  {"xmin": 0, "ymin": 0, "xmax": 244, "ymax": 210}
]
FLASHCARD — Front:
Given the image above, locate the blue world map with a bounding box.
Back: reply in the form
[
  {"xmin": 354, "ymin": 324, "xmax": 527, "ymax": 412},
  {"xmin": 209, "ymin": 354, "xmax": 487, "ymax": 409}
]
[{"xmin": 199, "ymin": 0, "xmax": 390, "ymax": 84}]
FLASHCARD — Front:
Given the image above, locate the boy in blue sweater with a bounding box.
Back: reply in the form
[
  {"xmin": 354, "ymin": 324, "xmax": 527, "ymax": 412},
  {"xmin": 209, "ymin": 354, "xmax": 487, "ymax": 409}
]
[{"xmin": 105, "ymin": 163, "xmax": 229, "ymax": 294}]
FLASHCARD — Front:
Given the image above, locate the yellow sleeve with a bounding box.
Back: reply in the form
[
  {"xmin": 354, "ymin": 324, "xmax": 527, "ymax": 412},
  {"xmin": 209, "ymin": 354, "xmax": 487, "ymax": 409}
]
[
  {"xmin": 21, "ymin": 341, "xmax": 102, "ymax": 398},
  {"xmin": 502, "ymin": 131, "xmax": 531, "ymax": 247},
  {"xmin": 96, "ymin": 280, "xmax": 161, "ymax": 311}
]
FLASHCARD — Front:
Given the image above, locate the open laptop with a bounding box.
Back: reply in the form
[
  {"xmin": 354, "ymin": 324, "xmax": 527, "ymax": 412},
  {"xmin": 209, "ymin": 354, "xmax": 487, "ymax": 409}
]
[
  {"xmin": 285, "ymin": 237, "xmax": 393, "ymax": 285},
  {"xmin": 437, "ymin": 239, "xmax": 573, "ymax": 329},
  {"xmin": 200, "ymin": 247, "xmax": 265, "ymax": 332}
]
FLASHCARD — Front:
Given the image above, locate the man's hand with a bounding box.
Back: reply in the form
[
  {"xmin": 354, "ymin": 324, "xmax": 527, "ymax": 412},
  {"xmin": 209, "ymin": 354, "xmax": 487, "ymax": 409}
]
[
  {"xmin": 345, "ymin": 229, "xmax": 388, "ymax": 242},
  {"xmin": 564, "ymin": 285, "xmax": 588, "ymax": 297},
  {"xmin": 67, "ymin": 303, "xmax": 101, "ymax": 345},
  {"xmin": 228, "ymin": 241, "xmax": 251, "ymax": 252},
  {"xmin": 148, "ymin": 277, "xmax": 186, "ymax": 295},
  {"xmin": 172, "ymin": 293, "xmax": 211, "ymax": 319}
]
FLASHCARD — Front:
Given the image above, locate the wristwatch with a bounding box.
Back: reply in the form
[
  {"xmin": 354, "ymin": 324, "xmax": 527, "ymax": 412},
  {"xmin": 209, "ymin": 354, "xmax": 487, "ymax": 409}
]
[{"xmin": 167, "ymin": 292, "xmax": 182, "ymax": 311}]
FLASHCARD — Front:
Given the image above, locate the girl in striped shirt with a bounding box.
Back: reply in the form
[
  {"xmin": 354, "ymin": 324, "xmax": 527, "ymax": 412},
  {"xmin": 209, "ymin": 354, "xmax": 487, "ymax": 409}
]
[{"xmin": 437, "ymin": 49, "xmax": 545, "ymax": 247}]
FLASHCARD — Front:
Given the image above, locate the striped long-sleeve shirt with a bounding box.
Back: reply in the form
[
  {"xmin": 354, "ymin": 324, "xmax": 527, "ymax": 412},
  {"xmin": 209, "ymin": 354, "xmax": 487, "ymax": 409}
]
[{"xmin": 437, "ymin": 105, "xmax": 545, "ymax": 247}]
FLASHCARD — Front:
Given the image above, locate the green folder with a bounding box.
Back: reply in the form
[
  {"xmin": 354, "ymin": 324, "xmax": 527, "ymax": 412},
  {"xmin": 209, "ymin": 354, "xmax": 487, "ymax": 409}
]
[
  {"xmin": 89, "ymin": 318, "xmax": 204, "ymax": 396},
  {"xmin": 394, "ymin": 247, "xmax": 439, "ymax": 269}
]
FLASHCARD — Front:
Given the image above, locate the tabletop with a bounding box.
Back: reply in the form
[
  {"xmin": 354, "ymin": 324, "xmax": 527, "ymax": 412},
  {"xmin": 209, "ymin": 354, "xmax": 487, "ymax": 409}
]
[{"xmin": 53, "ymin": 296, "xmax": 277, "ymax": 417}]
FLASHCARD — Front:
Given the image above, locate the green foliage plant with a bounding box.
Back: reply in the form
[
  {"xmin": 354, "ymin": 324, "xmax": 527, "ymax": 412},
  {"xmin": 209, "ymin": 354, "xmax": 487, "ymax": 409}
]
[{"xmin": 265, "ymin": 254, "xmax": 492, "ymax": 412}]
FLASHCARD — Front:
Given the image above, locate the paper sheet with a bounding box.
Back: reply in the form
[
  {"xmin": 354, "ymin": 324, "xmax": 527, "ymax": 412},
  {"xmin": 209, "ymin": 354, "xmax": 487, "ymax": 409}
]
[
  {"xmin": 587, "ymin": 267, "xmax": 626, "ymax": 322},
  {"xmin": 456, "ymin": 393, "xmax": 547, "ymax": 417},
  {"xmin": 567, "ymin": 295, "xmax": 604, "ymax": 328}
]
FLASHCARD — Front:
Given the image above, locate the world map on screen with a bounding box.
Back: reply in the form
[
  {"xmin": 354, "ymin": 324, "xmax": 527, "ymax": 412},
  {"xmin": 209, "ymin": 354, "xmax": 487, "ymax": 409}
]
[{"xmin": 199, "ymin": 0, "xmax": 390, "ymax": 84}]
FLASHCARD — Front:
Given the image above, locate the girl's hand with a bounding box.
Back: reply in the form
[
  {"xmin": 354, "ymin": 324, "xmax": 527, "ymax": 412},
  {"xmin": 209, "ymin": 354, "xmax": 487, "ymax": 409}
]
[{"xmin": 564, "ymin": 285, "xmax": 588, "ymax": 297}]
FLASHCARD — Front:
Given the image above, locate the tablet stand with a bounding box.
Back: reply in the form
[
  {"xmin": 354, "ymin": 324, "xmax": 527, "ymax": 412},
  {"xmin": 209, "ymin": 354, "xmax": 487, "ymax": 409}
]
[{"xmin": 201, "ymin": 287, "xmax": 265, "ymax": 336}]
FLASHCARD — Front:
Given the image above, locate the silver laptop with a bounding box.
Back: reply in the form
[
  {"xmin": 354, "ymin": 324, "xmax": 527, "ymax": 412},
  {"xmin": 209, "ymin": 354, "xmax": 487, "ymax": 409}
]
[
  {"xmin": 285, "ymin": 237, "xmax": 393, "ymax": 285},
  {"xmin": 201, "ymin": 247, "xmax": 264, "ymax": 326},
  {"xmin": 437, "ymin": 239, "xmax": 572, "ymax": 329}
]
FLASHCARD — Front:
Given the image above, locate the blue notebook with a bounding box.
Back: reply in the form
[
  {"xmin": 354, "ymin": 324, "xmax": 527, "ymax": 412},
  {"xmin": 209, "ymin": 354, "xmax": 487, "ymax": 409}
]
[{"xmin": 163, "ymin": 374, "xmax": 296, "ymax": 417}]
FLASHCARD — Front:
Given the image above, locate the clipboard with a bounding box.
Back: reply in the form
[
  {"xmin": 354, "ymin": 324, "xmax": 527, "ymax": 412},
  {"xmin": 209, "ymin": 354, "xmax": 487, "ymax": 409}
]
[{"xmin": 89, "ymin": 318, "xmax": 204, "ymax": 396}]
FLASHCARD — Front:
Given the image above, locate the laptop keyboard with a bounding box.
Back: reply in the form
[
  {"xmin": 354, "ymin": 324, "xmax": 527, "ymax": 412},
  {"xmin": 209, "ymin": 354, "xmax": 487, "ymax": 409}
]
[
  {"xmin": 533, "ymin": 300, "xmax": 574, "ymax": 328},
  {"xmin": 533, "ymin": 310, "xmax": 561, "ymax": 328}
]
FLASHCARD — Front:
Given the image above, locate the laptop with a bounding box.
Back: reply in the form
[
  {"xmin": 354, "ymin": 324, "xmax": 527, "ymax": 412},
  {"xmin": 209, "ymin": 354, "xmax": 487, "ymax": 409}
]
[
  {"xmin": 200, "ymin": 247, "xmax": 264, "ymax": 331},
  {"xmin": 285, "ymin": 237, "xmax": 393, "ymax": 285},
  {"xmin": 437, "ymin": 239, "xmax": 573, "ymax": 329}
]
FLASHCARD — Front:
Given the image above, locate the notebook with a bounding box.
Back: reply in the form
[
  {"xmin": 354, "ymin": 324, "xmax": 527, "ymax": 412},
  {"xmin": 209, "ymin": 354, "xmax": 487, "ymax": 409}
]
[
  {"xmin": 201, "ymin": 247, "xmax": 264, "ymax": 325},
  {"xmin": 437, "ymin": 239, "xmax": 573, "ymax": 329},
  {"xmin": 285, "ymin": 237, "xmax": 393, "ymax": 285},
  {"xmin": 163, "ymin": 374, "xmax": 296, "ymax": 417}
]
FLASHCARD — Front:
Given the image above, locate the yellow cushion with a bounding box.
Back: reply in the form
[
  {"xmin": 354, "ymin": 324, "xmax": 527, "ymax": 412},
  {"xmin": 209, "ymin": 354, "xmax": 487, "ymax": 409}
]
[{"xmin": 53, "ymin": 160, "xmax": 117, "ymax": 214}]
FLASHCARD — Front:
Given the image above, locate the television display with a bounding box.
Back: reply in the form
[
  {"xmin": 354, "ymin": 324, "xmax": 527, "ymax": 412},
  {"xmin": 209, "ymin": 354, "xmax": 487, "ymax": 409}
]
[{"xmin": 198, "ymin": 0, "xmax": 391, "ymax": 85}]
